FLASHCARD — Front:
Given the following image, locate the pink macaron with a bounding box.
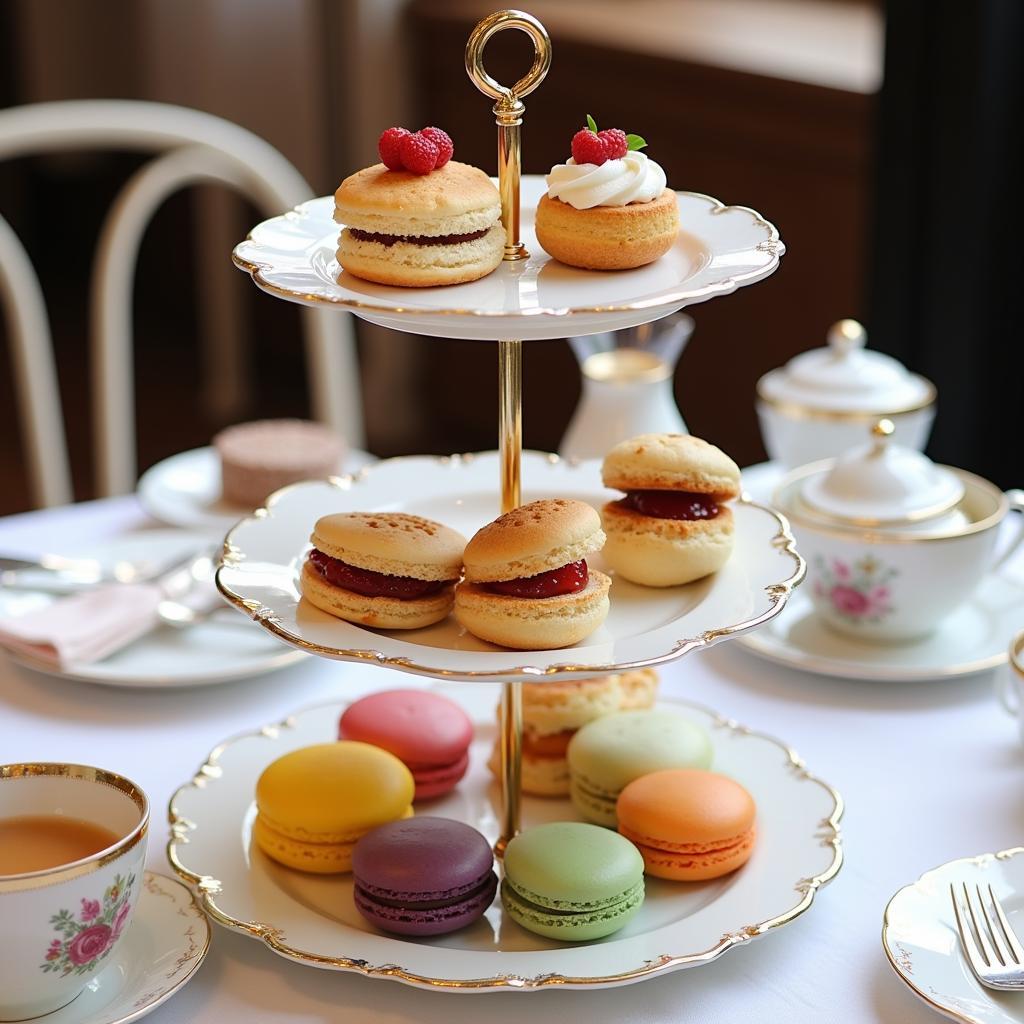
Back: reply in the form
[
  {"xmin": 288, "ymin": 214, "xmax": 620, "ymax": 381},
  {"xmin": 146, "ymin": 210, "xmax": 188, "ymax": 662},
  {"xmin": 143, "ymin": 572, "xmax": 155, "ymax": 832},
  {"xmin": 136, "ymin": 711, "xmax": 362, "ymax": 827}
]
[{"xmin": 339, "ymin": 689, "xmax": 473, "ymax": 800}]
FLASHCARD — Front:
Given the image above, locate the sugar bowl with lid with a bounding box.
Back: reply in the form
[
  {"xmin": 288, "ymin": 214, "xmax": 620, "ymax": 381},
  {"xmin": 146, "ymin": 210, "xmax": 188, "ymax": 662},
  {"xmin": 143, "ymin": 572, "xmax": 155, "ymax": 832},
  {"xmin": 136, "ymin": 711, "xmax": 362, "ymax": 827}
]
[
  {"xmin": 756, "ymin": 319, "xmax": 936, "ymax": 467},
  {"xmin": 774, "ymin": 421, "xmax": 1024, "ymax": 640}
]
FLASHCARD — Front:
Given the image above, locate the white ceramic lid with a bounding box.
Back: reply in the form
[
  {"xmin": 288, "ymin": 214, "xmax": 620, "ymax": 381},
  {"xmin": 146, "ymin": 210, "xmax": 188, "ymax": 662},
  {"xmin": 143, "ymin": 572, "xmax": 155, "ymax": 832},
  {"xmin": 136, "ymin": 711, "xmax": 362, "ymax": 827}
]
[
  {"xmin": 800, "ymin": 420, "xmax": 964, "ymax": 524},
  {"xmin": 758, "ymin": 320, "xmax": 933, "ymax": 412}
]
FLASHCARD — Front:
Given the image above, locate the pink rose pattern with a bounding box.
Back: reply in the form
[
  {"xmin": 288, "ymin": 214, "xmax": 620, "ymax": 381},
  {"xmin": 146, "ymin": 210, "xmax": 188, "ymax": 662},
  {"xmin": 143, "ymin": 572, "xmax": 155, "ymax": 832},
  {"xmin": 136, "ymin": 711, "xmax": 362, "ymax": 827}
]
[
  {"xmin": 39, "ymin": 872, "xmax": 135, "ymax": 977},
  {"xmin": 814, "ymin": 555, "xmax": 897, "ymax": 624}
]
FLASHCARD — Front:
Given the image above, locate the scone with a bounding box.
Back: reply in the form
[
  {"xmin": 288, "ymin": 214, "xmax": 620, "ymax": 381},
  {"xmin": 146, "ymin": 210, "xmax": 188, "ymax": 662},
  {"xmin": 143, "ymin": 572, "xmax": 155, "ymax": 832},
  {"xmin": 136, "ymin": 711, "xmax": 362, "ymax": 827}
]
[
  {"xmin": 454, "ymin": 499, "xmax": 610, "ymax": 650},
  {"xmin": 535, "ymin": 115, "xmax": 679, "ymax": 270},
  {"xmin": 301, "ymin": 512, "xmax": 465, "ymax": 629},
  {"xmin": 601, "ymin": 433, "xmax": 741, "ymax": 587},
  {"xmin": 487, "ymin": 669, "xmax": 659, "ymax": 796},
  {"xmin": 334, "ymin": 126, "xmax": 503, "ymax": 287}
]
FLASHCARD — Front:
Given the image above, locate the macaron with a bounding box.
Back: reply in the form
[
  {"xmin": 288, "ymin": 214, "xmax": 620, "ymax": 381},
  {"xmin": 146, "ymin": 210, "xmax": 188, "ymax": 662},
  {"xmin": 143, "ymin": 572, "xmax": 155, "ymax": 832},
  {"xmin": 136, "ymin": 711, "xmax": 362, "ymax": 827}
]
[
  {"xmin": 486, "ymin": 670, "xmax": 660, "ymax": 796},
  {"xmin": 601, "ymin": 433, "xmax": 741, "ymax": 587},
  {"xmin": 301, "ymin": 511, "xmax": 466, "ymax": 630},
  {"xmin": 339, "ymin": 689, "xmax": 473, "ymax": 800},
  {"xmin": 567, "ymin": 709, "xmax": 713, "ymax": 827},
  {"xmin": 352, "ymin": 817, "xmax": 497, "ymax": 935},
  {"xmin": 254, "ymin": 741, "xmax": 414, "ymax": 873},
  {"xmin": 501, "ymin": 821, "xmax": 644, "ymax": 941},
  {"xmin": 454, "ymin": 498, "xmax": 611, "ymax": 650},
  {"xmin": 617, "ymin": 769, "xmax": 756, "ymax": 880},
  {"xmin": 334, "ymin": 161, "xmax": 504, "ymax": 287}
]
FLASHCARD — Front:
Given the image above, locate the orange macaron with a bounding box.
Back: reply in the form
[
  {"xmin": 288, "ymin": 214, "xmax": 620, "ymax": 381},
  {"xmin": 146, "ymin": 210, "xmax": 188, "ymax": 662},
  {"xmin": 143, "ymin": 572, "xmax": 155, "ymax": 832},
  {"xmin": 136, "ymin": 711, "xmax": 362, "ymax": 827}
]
[{"xmin": 616, "ymin": 769, "xmax": 756, "ymax": 881}]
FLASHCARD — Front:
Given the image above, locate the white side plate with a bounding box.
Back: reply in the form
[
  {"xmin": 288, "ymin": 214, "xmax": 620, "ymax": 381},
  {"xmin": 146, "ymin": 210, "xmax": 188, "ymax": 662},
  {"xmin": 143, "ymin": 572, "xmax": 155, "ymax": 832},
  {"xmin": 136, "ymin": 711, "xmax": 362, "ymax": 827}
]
[{"xmin": 884, "ymin": 848, "xmax": 1024, "ymax": 1023}]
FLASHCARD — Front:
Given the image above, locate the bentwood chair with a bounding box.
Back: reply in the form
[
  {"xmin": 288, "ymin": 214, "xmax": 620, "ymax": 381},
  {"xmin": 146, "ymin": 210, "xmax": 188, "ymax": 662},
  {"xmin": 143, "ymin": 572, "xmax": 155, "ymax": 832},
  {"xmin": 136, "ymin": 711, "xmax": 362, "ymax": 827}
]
[{"xmin": 0, "ymin": 100, "xmax": 363, "ymax": 508}]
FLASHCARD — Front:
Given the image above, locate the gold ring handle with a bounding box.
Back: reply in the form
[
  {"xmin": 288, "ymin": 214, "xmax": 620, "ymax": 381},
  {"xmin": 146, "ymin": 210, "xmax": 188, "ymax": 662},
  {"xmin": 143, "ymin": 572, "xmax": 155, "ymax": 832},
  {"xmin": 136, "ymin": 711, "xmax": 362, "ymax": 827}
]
[
  {"xmin": 465, "ymin": 10, "xmax": 551, "ymax": 261},
  {"xmin": 465, "ymin": 10, "xmax": 552, "ymax": 108}
]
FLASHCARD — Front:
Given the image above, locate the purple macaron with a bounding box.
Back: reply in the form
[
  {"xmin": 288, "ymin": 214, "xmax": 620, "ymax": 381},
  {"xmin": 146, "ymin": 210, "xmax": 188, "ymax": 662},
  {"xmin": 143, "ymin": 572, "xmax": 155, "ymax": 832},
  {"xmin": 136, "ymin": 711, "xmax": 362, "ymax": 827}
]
[{"xmin": 352, "ymin": 817, "xmax": 497, "ymax": 936}]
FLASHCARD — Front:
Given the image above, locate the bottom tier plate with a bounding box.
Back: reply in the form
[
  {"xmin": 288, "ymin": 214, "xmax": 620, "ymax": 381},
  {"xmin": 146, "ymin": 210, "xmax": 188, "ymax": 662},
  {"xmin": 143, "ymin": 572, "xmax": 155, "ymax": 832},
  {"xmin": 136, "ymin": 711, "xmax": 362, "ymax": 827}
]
[{"xmin": 168, "ymin": 681, "xmax": 842, "ymax": 992}]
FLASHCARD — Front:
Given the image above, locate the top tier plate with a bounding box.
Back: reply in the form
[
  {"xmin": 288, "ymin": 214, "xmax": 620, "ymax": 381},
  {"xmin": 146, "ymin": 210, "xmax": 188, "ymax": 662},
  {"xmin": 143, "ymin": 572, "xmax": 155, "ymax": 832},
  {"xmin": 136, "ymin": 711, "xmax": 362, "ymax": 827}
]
[{"xmin": 232, "ymin": 176, "xmax": 784, "ymax": 341}]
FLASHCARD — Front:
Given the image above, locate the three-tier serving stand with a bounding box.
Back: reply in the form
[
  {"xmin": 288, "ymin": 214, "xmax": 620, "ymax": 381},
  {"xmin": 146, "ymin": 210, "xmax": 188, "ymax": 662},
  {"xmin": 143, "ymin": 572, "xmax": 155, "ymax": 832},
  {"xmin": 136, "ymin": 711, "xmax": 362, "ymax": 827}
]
[{"xmin": 170, "ymin": 10, "xmax": 842, "ymax": 992}]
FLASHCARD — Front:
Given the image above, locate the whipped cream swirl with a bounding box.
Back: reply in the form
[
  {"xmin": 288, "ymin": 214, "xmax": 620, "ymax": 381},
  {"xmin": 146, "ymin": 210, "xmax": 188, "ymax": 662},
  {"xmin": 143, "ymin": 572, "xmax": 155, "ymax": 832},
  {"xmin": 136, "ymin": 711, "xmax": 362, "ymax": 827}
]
[{"xmin": 545, "ymin": 151, "xmax": 667, "ymax": 209}]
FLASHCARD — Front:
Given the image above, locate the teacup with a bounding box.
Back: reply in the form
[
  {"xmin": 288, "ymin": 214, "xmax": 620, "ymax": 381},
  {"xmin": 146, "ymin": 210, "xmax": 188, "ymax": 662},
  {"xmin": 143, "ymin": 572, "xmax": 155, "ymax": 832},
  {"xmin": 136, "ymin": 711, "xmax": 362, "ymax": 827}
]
[
  {"xmin": 0, "ymin": 764, "xmax": 149, "ymax": 1021},
  {"xmin": 997, "ymin": 630, "xmax": 1024, "ymax": 745},
  {"xmin": 775, "ymin": 469, "xmax": 1024, "ymax": 641}
]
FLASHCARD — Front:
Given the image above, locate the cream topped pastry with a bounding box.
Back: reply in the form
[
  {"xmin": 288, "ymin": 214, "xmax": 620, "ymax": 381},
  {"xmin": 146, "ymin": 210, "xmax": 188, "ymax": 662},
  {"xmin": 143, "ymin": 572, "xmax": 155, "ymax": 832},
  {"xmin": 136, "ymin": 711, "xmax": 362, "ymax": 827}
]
[
  {"xmin": 546, "ymin": 151, "xmax": 667, "ymax": 209},
  {"xmin": 535, "ymin": 115, "xmax": 679, "ymax": 270}
]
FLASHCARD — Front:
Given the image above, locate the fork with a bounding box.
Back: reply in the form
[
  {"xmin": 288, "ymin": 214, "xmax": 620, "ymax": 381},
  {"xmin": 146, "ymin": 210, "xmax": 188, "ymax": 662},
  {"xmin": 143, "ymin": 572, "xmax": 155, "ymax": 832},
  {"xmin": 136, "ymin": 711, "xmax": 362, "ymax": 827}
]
[{"xmin": 950, "ymin": 882, "xmax": 1024, "ymax": 990}]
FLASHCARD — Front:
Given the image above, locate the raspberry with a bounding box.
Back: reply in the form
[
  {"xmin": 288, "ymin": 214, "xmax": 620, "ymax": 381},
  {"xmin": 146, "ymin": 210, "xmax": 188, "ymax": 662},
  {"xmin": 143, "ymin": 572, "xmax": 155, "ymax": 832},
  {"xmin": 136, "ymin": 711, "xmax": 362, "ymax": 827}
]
[
  {"xmin": 400, "ymin": 131, "xmax": 440, "ymax": 175},
  {"xmin": 378, "ymin": 127, "xmax": 411, "ymax": 170},
  {"xmin": 598, "ymin": 128, "xmax": 628, "ymax": 160},
  {"xmin": 419, "ymin": 126, "xmax": 453, "ymax": 168},
  {"xmin": 571, "ymin": 128, "xmax": 611, "ymax": 166}
]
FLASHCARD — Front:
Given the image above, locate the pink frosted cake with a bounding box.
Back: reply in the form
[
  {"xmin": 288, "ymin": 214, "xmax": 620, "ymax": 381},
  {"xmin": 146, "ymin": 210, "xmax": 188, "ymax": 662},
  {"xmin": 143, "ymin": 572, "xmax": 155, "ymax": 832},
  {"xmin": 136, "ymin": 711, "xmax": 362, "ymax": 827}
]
[{"xmin": 214, "ymin": 419, "xmax": 345, "ymax": 508}]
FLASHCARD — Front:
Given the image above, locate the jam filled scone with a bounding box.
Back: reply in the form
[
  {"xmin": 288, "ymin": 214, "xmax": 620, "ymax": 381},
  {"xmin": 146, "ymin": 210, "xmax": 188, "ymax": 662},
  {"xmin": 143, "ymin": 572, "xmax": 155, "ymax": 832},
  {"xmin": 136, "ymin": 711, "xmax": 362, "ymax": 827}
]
[
  {"xmin": 600, "ymin": 433, "xmax": 741, "ymax": 586},
  {"xmin": 301, "ymin": 512, "xmax": 465, "ymax": 629},
  {"xmin": 454, "ymin": 499, "xmax": 610, "ymax": 650},
  {"xmin": 334, "ymin": 126, "xmax": 504, "ymax": 288}
]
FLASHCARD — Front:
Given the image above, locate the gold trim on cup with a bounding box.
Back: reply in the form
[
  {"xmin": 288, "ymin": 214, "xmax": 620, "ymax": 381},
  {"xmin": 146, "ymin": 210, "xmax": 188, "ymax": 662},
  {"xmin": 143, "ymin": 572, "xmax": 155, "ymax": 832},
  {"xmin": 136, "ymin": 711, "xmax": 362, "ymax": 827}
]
[
  {"xmin": 0, "ymin": 764, "xmax": 149, "ymax": 893},
  {"xmin": 755, "ymin": 377, "xmax": 937, "ymax": 422},
  {"xmin": 774, "ymin": 463, "xmax": 1011, "ymax": 544},
  {"xmin": 1012, "ymin": 629, "xmax": 1024, "ymax": 681}
]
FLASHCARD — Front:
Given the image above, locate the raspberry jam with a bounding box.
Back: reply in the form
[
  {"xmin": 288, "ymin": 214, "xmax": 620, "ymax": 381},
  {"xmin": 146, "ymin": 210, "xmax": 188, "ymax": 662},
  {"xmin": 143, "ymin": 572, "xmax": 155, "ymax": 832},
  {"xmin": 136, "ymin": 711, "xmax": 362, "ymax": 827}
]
[
  {"xmin": 349, "ymin": 228, "xmax": 489, "ymax": 248},
  {"xmin": 308, "ymin": 549, "xmax": 453, "ymax": 600},
  {"xmin": 486, "ymin": 560, "xmax": 589, "ymax": 599},
  {"xmin": 620, "ymin": 490, "xmax": 720, "ymax": 520}
]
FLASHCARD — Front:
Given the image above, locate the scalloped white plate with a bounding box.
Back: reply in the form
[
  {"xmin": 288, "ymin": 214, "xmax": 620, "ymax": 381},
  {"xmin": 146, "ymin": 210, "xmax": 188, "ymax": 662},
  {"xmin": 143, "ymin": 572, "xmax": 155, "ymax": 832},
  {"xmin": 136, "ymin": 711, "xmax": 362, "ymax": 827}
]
[
  {"xmin": 232, "ymin": 176, "xmax": 783, "ymax": 341},
  {"xmin": 168, "ymin": 684, "xmax": 842, "ymax": 992},
  {"xmin": 884, "ymin": 849, "xmax": 1024, "ymax": 1023},
  {"xmin": 214, "ymin": 451, "xmax": 804, "ymax": 682}
]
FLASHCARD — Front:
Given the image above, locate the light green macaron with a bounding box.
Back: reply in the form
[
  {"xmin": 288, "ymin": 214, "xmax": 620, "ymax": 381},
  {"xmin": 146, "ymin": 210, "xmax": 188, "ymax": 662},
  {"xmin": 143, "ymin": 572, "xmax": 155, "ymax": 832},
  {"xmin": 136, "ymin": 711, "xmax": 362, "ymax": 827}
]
[
  {"xmin": 501, "ymin": 821, "xmax": 644, "ymax": 941},
  {"xmin": 567, "ymin": 710, "xmax": 713, "ymax": 826}
]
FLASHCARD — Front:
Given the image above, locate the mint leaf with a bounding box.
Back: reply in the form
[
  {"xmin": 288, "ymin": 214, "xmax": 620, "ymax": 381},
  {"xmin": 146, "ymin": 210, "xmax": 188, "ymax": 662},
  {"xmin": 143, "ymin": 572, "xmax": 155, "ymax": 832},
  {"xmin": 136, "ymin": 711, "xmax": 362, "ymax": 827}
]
[
  {"xmin": 626, "ymin": 134, "xmax": 647, "ymax": 151},
  {"xmin": 586, "ymin": 113, "xmax": 598, "ymax": 133}
]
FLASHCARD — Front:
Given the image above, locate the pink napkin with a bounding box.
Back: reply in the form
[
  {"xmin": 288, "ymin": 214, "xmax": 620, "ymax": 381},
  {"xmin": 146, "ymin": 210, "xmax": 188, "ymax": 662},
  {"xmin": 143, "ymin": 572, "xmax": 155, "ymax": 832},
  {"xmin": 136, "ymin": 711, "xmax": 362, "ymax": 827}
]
[{"xmin": 0, "ymin": 584, "xmax": 162, "ymax": 669}]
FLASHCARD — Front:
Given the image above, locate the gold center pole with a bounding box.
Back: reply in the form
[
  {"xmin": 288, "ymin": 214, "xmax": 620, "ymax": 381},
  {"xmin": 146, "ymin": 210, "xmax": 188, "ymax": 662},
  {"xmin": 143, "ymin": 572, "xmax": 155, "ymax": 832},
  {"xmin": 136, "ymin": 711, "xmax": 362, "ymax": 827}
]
[
  {"xmin": 466, "ymin": 9, "xmax": 550, "ymax": 855},
  {"xmin": 496, "ymin": 338, "xmax": 523, "ymax": 854}
]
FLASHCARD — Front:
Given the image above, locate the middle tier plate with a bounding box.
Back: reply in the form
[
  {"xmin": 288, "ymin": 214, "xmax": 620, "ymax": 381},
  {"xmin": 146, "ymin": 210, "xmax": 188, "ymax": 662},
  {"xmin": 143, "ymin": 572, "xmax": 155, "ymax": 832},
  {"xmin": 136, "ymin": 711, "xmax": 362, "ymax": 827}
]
[{"xmin": 216, "ymin": 451, "xmax": 804, "ymax": 682}]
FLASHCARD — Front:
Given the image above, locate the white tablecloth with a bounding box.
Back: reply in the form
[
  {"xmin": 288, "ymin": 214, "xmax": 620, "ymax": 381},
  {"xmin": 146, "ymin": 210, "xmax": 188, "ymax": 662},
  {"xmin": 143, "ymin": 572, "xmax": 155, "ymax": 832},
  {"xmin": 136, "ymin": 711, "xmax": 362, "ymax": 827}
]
[{"xmin": 1, "ymin": 497, "xmax": 1020, "ymax": 1024}]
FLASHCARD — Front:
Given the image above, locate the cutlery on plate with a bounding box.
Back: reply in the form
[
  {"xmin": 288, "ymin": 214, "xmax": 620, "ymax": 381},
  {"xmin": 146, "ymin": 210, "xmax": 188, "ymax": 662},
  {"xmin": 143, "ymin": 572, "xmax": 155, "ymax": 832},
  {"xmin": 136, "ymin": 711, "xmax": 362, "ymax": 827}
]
[
  {"xmin": 0, "ymin": 546, "xmax": 214, "ymax": 592},
  {"xmin": 951, "ymin": 882, "xmax": 1024, "ymax": 990}
]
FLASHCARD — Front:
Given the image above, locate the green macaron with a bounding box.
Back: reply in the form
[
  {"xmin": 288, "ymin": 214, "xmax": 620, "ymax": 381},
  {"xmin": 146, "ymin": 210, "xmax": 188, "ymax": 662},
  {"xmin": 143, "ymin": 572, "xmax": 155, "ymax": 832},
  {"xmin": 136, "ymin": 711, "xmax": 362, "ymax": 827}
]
[
  {"xmin": 567, "ymin": 709, "xmax": 713, "ymax": 826},
  {"xmin": 501, "ymin": 821, "xmax": 644, "ymax": 941}
]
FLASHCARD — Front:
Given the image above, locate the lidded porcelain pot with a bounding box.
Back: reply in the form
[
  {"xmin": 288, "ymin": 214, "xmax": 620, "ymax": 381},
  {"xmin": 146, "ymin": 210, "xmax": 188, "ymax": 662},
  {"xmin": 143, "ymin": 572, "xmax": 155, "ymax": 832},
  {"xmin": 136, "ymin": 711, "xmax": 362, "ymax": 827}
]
[
  {"xmin": 775, "ymin": 421, "xmax": 1024, "ymax": 640},
  {"xmin": 756, "ymin": 319, "xmax": 936, "ymax": 468}
]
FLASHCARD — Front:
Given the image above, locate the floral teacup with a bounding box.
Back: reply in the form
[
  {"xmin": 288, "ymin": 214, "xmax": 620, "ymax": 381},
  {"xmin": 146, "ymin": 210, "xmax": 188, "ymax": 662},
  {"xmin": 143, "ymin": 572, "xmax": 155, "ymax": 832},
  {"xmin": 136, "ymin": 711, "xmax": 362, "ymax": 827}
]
[
  {"xmin": 0, "ymin": 764, "xmax": 148, "ymax": 1021},
  {"xmin": 776, "ymin": 469, "xmax": 1024, "ymax": 641}
]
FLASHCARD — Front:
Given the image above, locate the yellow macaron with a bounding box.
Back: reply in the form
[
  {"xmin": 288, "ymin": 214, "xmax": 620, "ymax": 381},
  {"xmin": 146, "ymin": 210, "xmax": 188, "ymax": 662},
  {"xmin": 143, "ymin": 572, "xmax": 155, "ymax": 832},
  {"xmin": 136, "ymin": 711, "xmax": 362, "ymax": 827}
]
[{"xmin": 254, "ymin": 741, "xmax": 414, "ymax": 873}]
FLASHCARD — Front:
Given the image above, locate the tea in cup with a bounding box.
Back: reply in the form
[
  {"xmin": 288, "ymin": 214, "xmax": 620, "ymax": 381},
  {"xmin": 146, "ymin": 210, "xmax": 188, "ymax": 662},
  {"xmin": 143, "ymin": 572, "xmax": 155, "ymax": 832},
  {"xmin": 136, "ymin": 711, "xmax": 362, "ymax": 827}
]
[{"xmin": 0, "ymin": 764, "xmax": 149, "ymax": 1021}]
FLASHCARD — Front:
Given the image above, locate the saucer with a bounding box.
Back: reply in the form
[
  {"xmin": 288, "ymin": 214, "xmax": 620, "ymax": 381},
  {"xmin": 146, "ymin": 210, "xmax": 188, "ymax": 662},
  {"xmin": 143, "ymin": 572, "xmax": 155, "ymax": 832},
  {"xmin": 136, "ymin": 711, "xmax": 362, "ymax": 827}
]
[
  {"xmin": 28, "ymin": 872, "xmax": 210, "ymax": 1024},
  {"xmin": 735, "ymin": 571, "xmax": 1024, "ymax": 682},
  {"xmin": 884, "ymin": 847, "xmax": 1024, "ymax": 1023},
  {"xmin": 137, "ymin": 445, "xmax": 376, "ymax": 532},
  {"xmin": 740, "ymin": 460, "xmax": 786, "ymax": 504},
  {"xmin": 0, "ymin": 531, "xmax": 305, "ymax": 687}
]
